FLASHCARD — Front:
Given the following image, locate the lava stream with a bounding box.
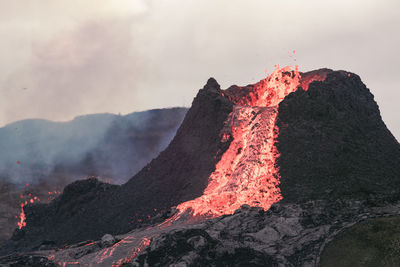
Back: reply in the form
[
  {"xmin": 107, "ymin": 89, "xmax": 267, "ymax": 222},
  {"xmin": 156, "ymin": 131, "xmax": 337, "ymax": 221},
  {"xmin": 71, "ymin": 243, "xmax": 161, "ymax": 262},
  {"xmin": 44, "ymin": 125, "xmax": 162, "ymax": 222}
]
[
  {"xmin": 175, "ymin": 106, "xmax": 281, "ymax": 218},
  {"xmin": 173, "ymin": 65, "xmax": 303, "ymax": 220},
  {"xmin": 48, "ymin": 65, "xmax": 329, "ymax": 266}
]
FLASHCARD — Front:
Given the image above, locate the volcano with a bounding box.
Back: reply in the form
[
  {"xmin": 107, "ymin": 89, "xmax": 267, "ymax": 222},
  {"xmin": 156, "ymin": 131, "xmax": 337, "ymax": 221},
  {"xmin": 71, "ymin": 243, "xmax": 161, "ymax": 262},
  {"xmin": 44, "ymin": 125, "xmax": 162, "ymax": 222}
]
[{"xmin": 1, "ymin": 67, "xmax": 399, "ymax": 265}]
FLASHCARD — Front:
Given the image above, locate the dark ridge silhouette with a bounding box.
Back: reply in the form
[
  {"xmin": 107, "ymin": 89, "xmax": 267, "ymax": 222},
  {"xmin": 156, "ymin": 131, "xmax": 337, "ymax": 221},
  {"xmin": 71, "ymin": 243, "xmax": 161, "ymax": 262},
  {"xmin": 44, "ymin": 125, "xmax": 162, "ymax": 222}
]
[{"xmin": 0, "ymin": 108, "xmax": 188, "ymax": 186}]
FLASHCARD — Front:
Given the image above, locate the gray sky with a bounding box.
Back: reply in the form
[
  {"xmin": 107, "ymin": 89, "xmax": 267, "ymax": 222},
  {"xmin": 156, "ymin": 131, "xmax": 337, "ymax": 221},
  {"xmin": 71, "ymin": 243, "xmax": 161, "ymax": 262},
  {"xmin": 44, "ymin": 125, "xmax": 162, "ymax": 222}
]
[{"xmin": 0, "ymin": 0, "xmax": 399, "ymax": 140}]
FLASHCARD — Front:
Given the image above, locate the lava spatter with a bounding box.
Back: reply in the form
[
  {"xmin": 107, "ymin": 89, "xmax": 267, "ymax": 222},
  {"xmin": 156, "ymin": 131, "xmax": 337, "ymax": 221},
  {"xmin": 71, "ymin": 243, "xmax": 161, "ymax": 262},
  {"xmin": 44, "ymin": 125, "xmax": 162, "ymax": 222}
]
[
  {"xmin": 17, "ymin": 184, "xmax": 62, "ymax": 229},
  {"xmin": 18, "ymin": 195, "xmax": 39, "ymax": 229}
]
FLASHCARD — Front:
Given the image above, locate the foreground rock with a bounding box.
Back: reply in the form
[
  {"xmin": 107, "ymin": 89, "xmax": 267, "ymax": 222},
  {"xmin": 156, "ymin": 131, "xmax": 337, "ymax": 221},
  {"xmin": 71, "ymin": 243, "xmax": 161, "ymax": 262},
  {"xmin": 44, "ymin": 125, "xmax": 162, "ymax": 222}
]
[
  {"xmin": 1, "ymin": 200, "xmax": 398, "ymax": 266},
  {"xmin": 321, "ymin": 215, "xmax": 400, "ymax": 266},
  {"xmin": 0, "ymin": 253, "xmax": 58, "ymax": 267},
  {"xmin": 131, "ymin": 201, "xmax": 400, "ymax": 266}
]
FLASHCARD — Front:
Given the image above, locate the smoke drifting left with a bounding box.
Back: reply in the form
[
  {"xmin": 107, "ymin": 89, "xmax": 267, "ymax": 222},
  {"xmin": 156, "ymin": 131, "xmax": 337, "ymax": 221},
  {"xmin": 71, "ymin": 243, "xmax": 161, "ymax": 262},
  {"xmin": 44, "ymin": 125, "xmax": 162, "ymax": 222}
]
[
  {"xmin": 1, "ymin": 17, "xmax": 148, "ymax": 127},
  {"xmin": 0, "ymin": 107, "xmax": 187, "ymax": 244}
]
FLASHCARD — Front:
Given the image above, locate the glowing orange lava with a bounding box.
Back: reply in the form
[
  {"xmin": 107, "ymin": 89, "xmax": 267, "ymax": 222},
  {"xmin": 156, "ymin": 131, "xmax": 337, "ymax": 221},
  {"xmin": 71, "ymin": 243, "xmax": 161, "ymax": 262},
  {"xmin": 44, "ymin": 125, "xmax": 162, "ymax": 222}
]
[
  {"xmin": 171, "ymin": 65, "xmax": 305, "ymax": 220},
  {"xmin": 174, "ymin": 106, "xmax": 281, "ymax": 218},
  {"xmin": 225, "ymin": 65, "xmax": 301, "ymax": 108},
  {"xmin": 18, "ymin": 195, "xmax": 39, "ymax": 229},
  {"xmin": 50, "ymin": 64, "xmax": 331, "ymax": 266},
  {"xmin": 47, "ymin": 190, "xmax": 61, "ymax": 201},
  {"xmin": 84, "ymin": 64, "xmax": 318, "ymax": 265}
]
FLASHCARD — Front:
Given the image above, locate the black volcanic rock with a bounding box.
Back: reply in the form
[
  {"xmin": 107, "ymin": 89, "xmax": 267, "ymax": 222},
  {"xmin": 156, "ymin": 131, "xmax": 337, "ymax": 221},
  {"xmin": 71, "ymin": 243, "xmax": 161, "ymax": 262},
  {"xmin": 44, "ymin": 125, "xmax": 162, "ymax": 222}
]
[
  {"xmin": 0, "ymin": 80, "xmax": 234, "ymax": 253},
  {"xmin": 129, "ymin": 200, "xmax": 400, "ymax": 266},
  {"xmin": 121, "ymin": 79, "xmax": 234, "ymax": 202},
  {"xmin": 276, "ymin": 71, "xmax": 400, "ymax": 203},
  {"xmin": 204, "ymin": 77, "xmax": 221, "ymax": 91},
  {"xmin": 134, "ymin": 227, "xmax": 277, "ymax": 266},
  {"xmin": 2, "ymin": 69, "xmax": 400, "ymax": 259},
  {"xmin": 0, "ymin": 254, "xmax": 58, "ymax": 267}
]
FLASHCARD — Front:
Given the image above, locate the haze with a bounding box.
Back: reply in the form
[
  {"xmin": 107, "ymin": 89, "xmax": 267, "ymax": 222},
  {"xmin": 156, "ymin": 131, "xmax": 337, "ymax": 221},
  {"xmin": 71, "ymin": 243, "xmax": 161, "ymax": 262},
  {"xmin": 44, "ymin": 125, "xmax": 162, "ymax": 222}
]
[{"xmin": 0, "ymin": 0, "xmax": 399, "ymax": 140}]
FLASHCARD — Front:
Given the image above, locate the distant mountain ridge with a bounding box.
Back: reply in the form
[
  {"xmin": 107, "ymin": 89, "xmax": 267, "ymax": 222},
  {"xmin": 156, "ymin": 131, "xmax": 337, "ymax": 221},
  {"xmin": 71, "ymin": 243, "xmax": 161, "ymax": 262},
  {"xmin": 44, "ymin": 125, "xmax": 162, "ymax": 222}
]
[
  {"xmin": 0, "ymin": 107, "xmax": 187, "ymax": 246},
  {"xmin": 0, "ymin": 108, "xmax": 188, "ymax": 185}
]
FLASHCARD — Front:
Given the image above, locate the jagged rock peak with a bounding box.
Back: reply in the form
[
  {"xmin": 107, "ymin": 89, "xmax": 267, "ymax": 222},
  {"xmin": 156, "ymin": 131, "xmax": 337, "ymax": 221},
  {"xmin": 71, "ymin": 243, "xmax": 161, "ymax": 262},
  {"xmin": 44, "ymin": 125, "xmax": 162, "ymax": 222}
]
[{"xmin": 203, "ymin": 77, "xmax": 220, "ymax": 91}]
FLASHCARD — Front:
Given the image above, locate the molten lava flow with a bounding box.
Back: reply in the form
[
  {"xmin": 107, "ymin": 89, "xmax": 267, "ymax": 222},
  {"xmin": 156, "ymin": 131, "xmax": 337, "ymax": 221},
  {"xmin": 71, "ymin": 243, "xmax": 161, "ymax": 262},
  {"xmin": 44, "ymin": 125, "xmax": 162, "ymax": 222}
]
[
  {"xmin": 18, "ymin": 195, "xmax": 39, "ymax": 229},
  {"xmin": 226, "ymin": 65, "xmax": 301, "ymax": 107},
  {"xmin": 49, "ymin": 65, "xmax": 332, "ymax": 266},
  {"xmin": 299, "ymin": 69, "xmax": 329, "ymax": 91},
  {"xmin": 171, "ymin": 66, "xmax": 329, "ymax": 220},
  {"xmin": 175, "ymin": 106, "xmax": 282, "ymax": 218},
  {"xmin": 17, "ymin": 206, "xmax": 26, "ymax": 229},
  {"xmin": 172, "ymin": 65, "xmax": 307, "ymax": 220}
]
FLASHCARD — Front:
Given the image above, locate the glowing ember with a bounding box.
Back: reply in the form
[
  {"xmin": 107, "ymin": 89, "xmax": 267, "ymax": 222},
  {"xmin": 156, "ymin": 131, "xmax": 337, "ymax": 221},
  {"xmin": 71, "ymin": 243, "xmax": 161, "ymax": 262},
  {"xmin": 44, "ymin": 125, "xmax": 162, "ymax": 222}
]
[
  {"xmin": 299, "ymin": 69, "xmax": 329, "ymax": 91},
  {"xmin": 47, "ymin": 190, "xmax": 61, "ymax": 201},
  {"xmin": 17, "ymin": 206, "xmax": 26, "ymax": 229},
  {"xmin": 18, "ymin": 196, "xmax": 39, "ymax": 229},
  {"xmin": 115, "ymin": 237, "xmax": 152, "ymax": 266},
  {"xmin": 17, "ymin": 184, "xmax": 41, "ymax": 229},
  {"xmin": 226, "ymin": 65, "xmax": 301, "ymax": 107}
]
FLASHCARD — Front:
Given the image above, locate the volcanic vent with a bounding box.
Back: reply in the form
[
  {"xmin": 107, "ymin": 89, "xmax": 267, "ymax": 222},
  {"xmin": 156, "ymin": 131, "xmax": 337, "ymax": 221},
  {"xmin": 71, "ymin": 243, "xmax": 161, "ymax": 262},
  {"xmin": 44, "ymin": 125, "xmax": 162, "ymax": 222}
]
[
  {"xmin": 5, "ymin": 66, "xmax": 399, "ymax": 258},
  {"xmin": 172, "ymin": 65, "xmax": 326, "ymax": 219},
  {"xmin": 2, "ymin": 66, "xmax": 329, "ymax": 252}
]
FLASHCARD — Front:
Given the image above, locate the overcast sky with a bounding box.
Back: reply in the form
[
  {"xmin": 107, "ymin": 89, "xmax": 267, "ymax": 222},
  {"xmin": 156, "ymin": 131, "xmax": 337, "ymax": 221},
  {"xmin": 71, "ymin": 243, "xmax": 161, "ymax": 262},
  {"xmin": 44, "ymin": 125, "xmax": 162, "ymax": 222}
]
[{"xmin": 0, "ymin": 0, "xmax": 399, "ymax": 140}]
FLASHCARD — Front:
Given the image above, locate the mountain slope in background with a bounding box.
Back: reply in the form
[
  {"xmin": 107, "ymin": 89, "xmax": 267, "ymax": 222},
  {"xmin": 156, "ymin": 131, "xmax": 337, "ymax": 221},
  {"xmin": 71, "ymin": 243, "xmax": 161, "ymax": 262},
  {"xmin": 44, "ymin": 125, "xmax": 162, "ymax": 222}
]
[
  {"xmin": 0, "ymin": 107, "xmax": 188, "ymax": 185},
  {"xmin": 0, "ymin": 108, "xmax": 187, "ymax": 245}
]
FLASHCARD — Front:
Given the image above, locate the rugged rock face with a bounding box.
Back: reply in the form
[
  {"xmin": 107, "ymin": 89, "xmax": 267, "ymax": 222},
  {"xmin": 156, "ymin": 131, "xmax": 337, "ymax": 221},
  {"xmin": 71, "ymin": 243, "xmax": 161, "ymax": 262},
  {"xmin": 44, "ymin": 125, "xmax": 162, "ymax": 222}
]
[
  {"xmin": 277, "ymin": 71, "xmax": 400, "ymax": 203},
  {"xmin": 5, "ymin": 200, "xmax": 398, "ymax": 266},
  {"xmin": 130, "ymin": 201, "xmax": 400, "ymax": 267},
  {"xmin": 1, "ymin": 79, "xmax": 234, "ymax": 254},
  {"xmin": 1, "ymin": 68, "xmax": 399, "ymax": 267}
]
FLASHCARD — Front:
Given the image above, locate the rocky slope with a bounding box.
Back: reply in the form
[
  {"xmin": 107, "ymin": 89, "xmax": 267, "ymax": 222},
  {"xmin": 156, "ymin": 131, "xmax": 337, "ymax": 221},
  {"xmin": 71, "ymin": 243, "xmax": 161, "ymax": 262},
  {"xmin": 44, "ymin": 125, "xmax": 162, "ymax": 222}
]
[
  {"xmin": 1, "ymin": 68, "xmax": 399, "ymax": 266},
  {"xmin": 131, "ymin": 201, "xmax": 400, "ymax": 267},
  {"xmin": 0, "ymin": 108, "xmax": 187, "ymax": 246},
  {"xmin": 277, "ymin": 71, "xmax": 400, "ymax": 204},
  {"xmin": 1, "ymin": 79, "xmax": 235, "ymax": 253},
  {"xmin": 2, "ymin": 200, "xmax": 399, "ymax": 266}
]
